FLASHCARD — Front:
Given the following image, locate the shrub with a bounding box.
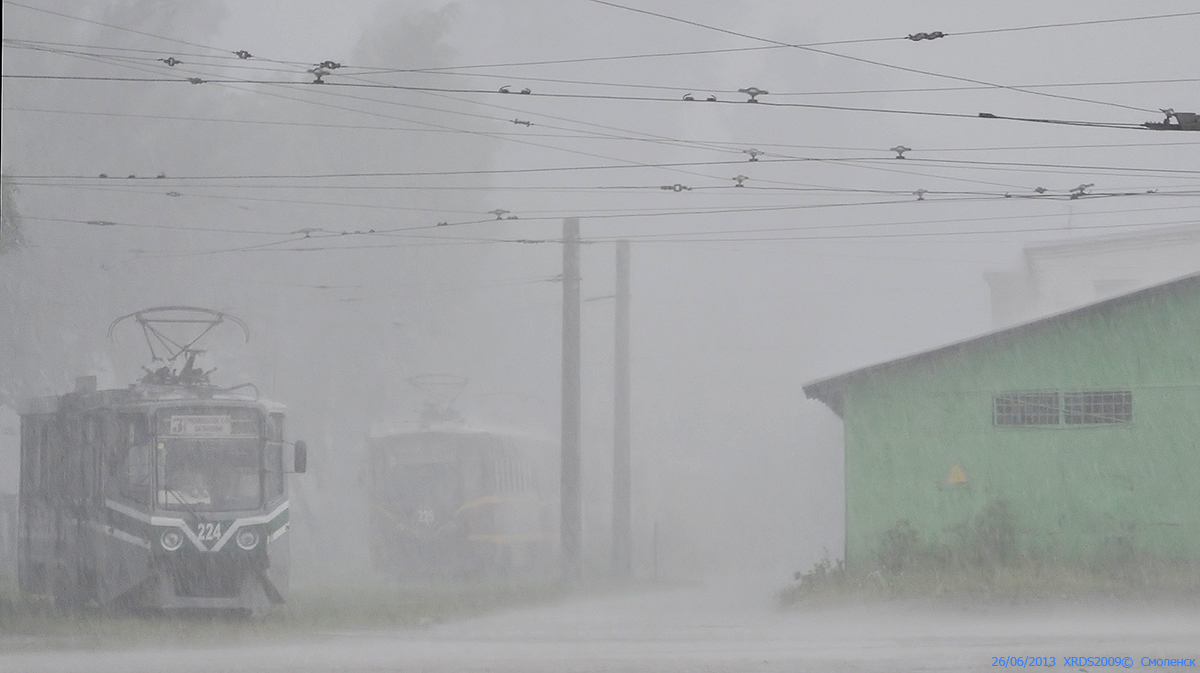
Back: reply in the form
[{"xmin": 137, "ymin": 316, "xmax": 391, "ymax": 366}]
[
  {"xmin": 971, "ymin": 498, "xmax": 1017, "ymax": 569},
  {"xmin": 876, "ymin": 519, "xmax": 952, "ymax": 573},
  {"xmin": 778, "ymin": 554, "xmax": 848, "ymax": 605},
  {"xmin": 781, "ymin": 497, "xmax": 1200, "ymax": 605}
]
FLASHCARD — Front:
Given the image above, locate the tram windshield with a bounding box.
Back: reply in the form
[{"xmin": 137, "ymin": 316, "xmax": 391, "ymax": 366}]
[
  {"xmin": 374, "ymin": 433, "xmax": 489, "ymax": 522},
  {"xmin": 155, "ymin": 408, "xmax": 263, "ymax": 512},
  {"xmin": 384, "ymin": 461, "xmax": 463, "ymax": 518}
]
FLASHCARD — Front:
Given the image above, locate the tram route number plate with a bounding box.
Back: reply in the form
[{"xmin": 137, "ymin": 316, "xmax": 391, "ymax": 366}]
[
  {"xmin": 170, "ymin": 415, "xmax": 232, "ymax": 437},
  {"xmin": 196, "ymin": 522, "xmax": 223, "ymax": 542}
]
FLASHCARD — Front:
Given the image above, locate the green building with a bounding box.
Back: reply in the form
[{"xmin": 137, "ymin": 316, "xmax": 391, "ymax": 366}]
[{"xmin": 803, "ymin": 272, "xmax": 1200, "ymax": 568}]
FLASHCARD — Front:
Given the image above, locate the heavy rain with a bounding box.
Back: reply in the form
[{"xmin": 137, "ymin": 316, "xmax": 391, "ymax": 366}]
[{"xmin": 1, "ymin": 1, "xmax": 1198, "ymax": 671}]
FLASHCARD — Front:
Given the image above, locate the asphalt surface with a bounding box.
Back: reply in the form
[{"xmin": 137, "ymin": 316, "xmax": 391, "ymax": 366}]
[{"xmin": 3, "ymin": 577, "xmax": 1198, "ymax": 672}]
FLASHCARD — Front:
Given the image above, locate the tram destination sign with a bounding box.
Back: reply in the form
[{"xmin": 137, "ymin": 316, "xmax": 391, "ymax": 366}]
[{"xmin": 169, "ymin": 415, "xmax": 233, "ymax": 437}]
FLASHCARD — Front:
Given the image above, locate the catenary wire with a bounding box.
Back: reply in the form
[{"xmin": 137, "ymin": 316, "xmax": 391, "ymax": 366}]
[
  {"xmin": 3, "ymin": 72, "xmax": 1162, "ymax": 131},
  {"xmin": 5, "ymin": 106, "xmax": 1198, "ymax": 155},
  {"xmin": 585, "ymin": 0, "xmax": 1169, "ymax": 114},
  {"xmin": 13, "ymin": 39, "xmax": 1193, "ymax": 100},
  {"xmin": 9, "ymin": 0, "xmax": 1190, "ymax": 214}
]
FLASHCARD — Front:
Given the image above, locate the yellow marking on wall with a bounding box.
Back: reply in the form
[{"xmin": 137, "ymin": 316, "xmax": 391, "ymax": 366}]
[{"xmin": 947, "ymin": 463, "xmax": 969, "ymax": 484}]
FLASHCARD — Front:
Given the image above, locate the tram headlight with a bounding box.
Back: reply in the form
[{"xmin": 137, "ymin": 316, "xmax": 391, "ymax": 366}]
[
  {"xmin": 160, "ymin": 529, "xmax": 184, "ymax": 551},
  {"xmin": 236, "ymin": 529, "xmax": 260, "ymax": 550}
]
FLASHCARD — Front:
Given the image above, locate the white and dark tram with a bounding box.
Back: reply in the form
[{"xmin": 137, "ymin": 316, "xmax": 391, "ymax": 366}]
[
  {"xmin": 17, "ymin": 307, "xmax": 307, "ymax": 611},
  {"xmin": 367, "ymin": 376, "xmax": 558, "ymax": 582}
]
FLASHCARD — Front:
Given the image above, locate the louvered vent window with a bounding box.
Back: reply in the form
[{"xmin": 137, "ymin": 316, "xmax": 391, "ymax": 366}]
[
  {"xmin": 1064, "ymin": 391, "xmax": 1132, "ymax": 424},
  {"xmin": 994, "ymin": 392, "xmax": 1060, "ymax": 425},
  {"xmin": 994, "ymin": 390, "xmax": 1133, "ymax": 426}
]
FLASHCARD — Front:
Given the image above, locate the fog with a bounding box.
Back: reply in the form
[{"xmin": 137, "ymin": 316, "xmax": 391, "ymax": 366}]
[{"xmin": 2, "ymin": 1, "xmax": 1198, "ymax": 669}]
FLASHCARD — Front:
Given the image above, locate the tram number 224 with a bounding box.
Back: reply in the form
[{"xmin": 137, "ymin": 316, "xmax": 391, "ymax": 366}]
[{"xmin": 196, "ymin": 523, "xmax": 223, "ymax": 542}]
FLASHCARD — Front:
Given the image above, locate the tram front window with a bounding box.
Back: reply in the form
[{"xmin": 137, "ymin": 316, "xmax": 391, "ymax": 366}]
[
  {"xmin": 383, "ymin": 461, "xmax": 462, "ymax": 524},
  {"xmin": 157, "ymin": 438, "xmax": 261, "ymax": 511},
  {"xmin": 156, "ymin": 409, "xmax": 263, "ymax": 512}
]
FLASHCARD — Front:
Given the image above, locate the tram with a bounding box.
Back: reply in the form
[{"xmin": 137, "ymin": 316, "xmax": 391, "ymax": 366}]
[
  {"xmin": 17, "ymin": 307, "xmax": 307, "ymax": 610},
  {"xmin": 367, "ymin": 376, "xmax": 558, "ymax": 582}
]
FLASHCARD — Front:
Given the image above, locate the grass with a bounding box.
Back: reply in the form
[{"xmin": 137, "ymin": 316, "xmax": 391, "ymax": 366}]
[
  {"xmin": 780, "ymin": 503, "xmax": 1200, "ymax": 607},
  {"xmin": 0, "ymin": 577, "xmax": 567, "ymax": 650},
  {"xmin": 778, "ymin": 554, "xmax": 1200, "ymax": 607},
  {"xmin": 278, "ymin": 581, "xmax": 567, "ymax": 629}
]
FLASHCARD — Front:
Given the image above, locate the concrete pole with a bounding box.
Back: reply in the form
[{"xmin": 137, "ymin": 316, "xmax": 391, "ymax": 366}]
[
  {"xmin": 561, "ymin": 218, "xmax": 582, "ymax": 584},
  {"xmin": 612, "ymin": 240, "xmax": 632, "ymax": 577}
]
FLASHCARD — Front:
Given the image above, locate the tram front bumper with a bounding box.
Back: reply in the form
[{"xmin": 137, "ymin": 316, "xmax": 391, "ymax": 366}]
[{"xmin": 149, "ymin": 551, "xmax": 282, "ymax": 609}]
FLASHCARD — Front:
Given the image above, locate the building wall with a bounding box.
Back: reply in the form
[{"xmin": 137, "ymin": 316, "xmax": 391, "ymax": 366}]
[
  {"xmin": 986, "ymin": 226, "xmax": 1200, "ymax": 328},
  {"xmin": 841, "ymin": 280, "xmax": 1200, "ymax": 567}
]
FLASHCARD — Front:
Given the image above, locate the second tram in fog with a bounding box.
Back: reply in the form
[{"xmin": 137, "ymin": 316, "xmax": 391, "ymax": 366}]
[{"xmin": 367, "ymin": 423, "xmax": 558, "ymax": 582}]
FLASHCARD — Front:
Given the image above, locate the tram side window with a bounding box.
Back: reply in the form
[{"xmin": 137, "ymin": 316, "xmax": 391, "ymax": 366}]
[
  {"xmin": 504, "ymin": 452, "xmax": 519, "ymax": 492},
  {"xmin": 512, "ymin": 449, "xmax": 528, "ymax": 492},
  {"xmin": 481, "ymin": 456, "xmax": 494, "ymax": 493},
  {"xmin": 61, "ymin": 418, "xmax": 82, "ymax": 499},
  {"xmin": 482, "ymin": 451, "xmax": 499, "ymax": 493},
  {"xmin": 32, "ymin": 420, "xmax": 49, "ymax": 495},
  {"xmin": 20, "ymin": 417, "xmax": 46, "ymax": 496},
  {"xmin": 497, "ymin": 452, "xmax": 510, "ymax": 493},
  {"xmin": 495, "ymin": 445, "xmax": 528, "ymax": 493},
  {"xmin": 42, "ymin": 422, "xmax": 65, "ymax": 498},
  {"xmin": 525, "ymin": 454, "xmax": 540, "ymax": 492},
  {"xmin": 486, "ymin": 447, "xmax": 528, "ymax": 494},
  {"xmin": 82, "ymin": 415, "xmax": 102, "ymax": 499},
  {"xmin": 105, "ymin": 414, "xmax": 152, "ymax": 505},
  {"xmin": 264, "ymin": 413, "xmax": 284, "ymax": 503},
  {"xmin": 459, "ymin": 450, "xmax": 484, "ymax": 502}
]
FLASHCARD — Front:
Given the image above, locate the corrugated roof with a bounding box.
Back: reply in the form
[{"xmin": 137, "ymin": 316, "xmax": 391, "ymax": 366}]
[{"xmin": 803, "ymin": 271, "xmax": 1200, "ymax": 417}]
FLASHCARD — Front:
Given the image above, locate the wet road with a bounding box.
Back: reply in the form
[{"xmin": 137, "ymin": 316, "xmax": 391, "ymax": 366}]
[{"xmin": 4, "ymin": 578, "xmax": 1198, "ymax": 672}]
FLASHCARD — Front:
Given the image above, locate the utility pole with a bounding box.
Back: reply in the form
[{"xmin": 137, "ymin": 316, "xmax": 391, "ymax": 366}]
[
  {"xmin": 612, "ymin": 240, "xmax": 632, "ymax": 577},
  {"xmin": 560, "ymin": 217, "xmax": 582, "ymax": 584}
]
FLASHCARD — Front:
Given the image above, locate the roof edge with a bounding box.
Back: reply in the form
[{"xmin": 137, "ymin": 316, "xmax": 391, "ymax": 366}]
[{"xmin": 802, "ymin": 270, "xmax": 1200, "ymax": 415}]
